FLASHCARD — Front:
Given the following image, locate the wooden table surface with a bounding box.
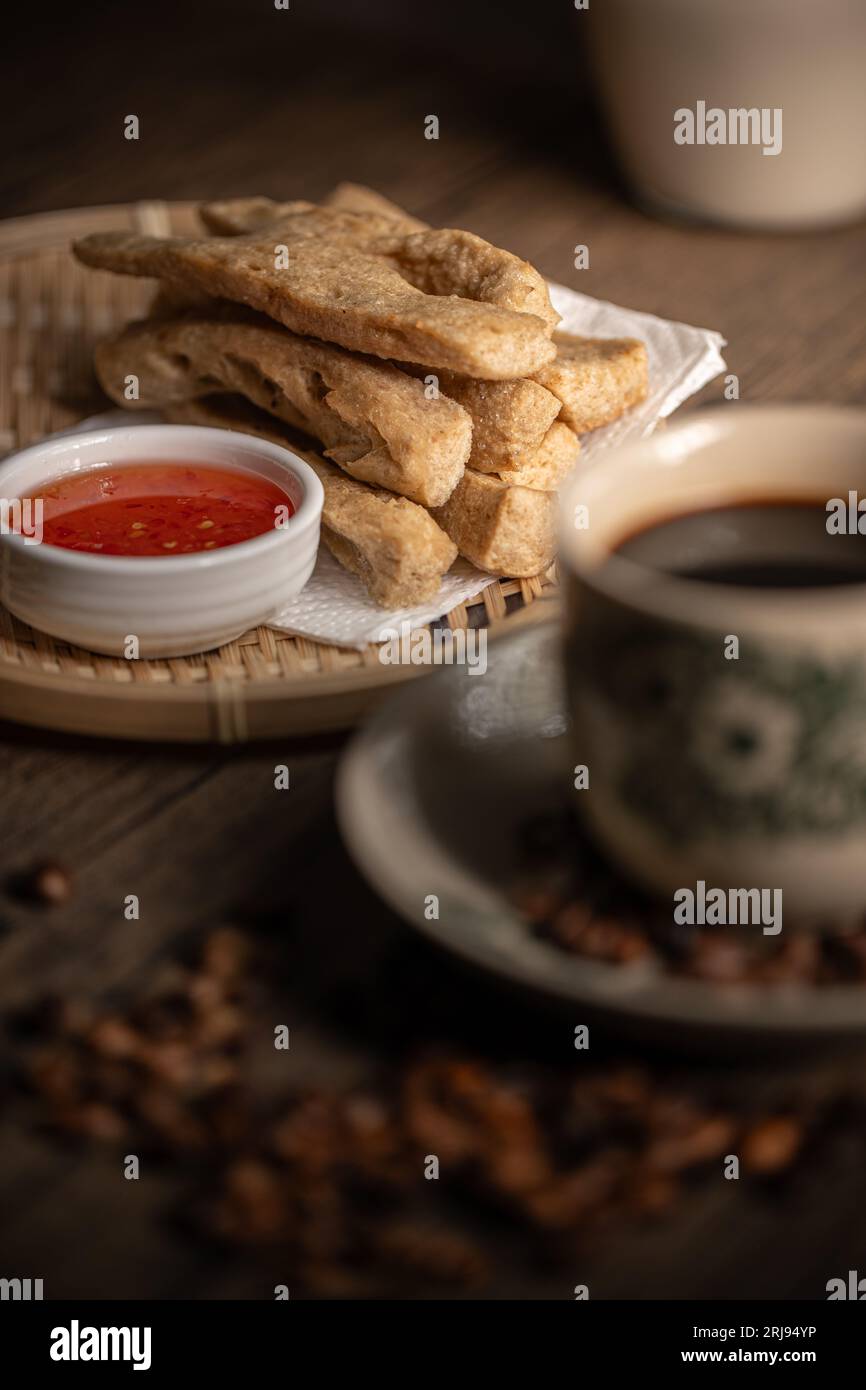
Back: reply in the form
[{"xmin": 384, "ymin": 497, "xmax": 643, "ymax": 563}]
[{"xmin": 1, "ymin": 1, "xmax": 865, "ymax": 1300}]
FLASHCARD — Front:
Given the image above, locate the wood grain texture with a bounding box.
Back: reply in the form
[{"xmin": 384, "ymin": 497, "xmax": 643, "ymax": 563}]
[{"xmin": 0, "ymin": 0, "xmax": 865, "ymax": 1300}]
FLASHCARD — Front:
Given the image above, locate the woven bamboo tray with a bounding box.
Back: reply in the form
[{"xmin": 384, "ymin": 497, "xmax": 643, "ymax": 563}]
[{"xmin": 0, "ymin": 201, "xmax": 557, "ymax": 742}]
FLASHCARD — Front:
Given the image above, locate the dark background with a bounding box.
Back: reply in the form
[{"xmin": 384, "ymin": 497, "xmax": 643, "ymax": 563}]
[
  {"xmin": 1, "ymin": 0, "xmax": 597, "ymax": 214},
  {"xmin": 3, "ymin": 0, "xmax": 862, "ymax": 398},
  {"xmin": 1, "ymin": 0, "xmax": 865, "ymax": 1302}
]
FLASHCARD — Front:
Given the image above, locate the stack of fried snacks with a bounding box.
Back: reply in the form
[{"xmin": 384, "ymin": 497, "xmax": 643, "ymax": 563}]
[{"xmin": 73, "ymin": 186, "xmax": 648, "ymax": 605}]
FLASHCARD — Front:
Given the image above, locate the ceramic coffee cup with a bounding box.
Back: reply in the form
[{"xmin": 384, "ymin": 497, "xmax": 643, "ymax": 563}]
[
  {"xmin": 586, "ymin": 0, "xmax": 866, "ymax": 230},
  {"xmin": 558, "ymin": 404, "xmax": 866, "ymax": 926}
]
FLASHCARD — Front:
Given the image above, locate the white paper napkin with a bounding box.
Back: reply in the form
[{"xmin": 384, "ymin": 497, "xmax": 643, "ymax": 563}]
[{"xmin": 64, "ymin": 282, "xmax": 726, "ymax": 648}]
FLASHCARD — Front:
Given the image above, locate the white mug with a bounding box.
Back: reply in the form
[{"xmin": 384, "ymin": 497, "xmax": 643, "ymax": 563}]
[{"xmin": 587, "ymin": 0, "xmax": 866, "ymax": 230}]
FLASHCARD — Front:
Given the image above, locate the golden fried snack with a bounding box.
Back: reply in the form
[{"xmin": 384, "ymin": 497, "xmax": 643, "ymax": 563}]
[
  {"xmin": 94, "ymin": 312, "xmax": 471, "ymax": 508},
  {"xmin": 321, "ymin": 188, "xmax": 651, "ymax": 439},
  {"xmin": 373, "ymin": 227, "xmax": 558, "ymax": 329},
  {"xmin": 145, "ymin": 288, "xmax": 567, "ymax": 482},
  {"xmin": 202, "ymin": 187, "xmax": 425, "ymax": 236},
  {"xmin": 74, "ymin": 215, "xmax": 557, "ymax": 380},
  {"xmin": 147, "ymin": 283, "xmax": 564, "ymax": 471},
  {"xmin": 432, "ymin": 371, "xmax": 561, "ymax": 471},
  {"xmin": 165, "ymin": 394, "xmax": 458, "ymax": 608},
  {"xmin": 318, "ymin": 188, "xmax": 559, "ymax": 327},
  {"xmin": 160, "ymin": 192, "xmax": 411, "ymax": 310},
  {"xmin": 432, "ymin": 470, "xmax": 556, "ymax": 577},
  {"xmin": 197, "ymin": 198, "xmax": 559, "ymax": 330},
  {"xmin": 495, "ymin": 420, "xmax": 580, "ymax": 491},
  {"xmin": 534, "ymin": 332, "xmax": 649, "ymax": 433},
  {"xmin": 200, "ymin": 198, "xmax": 403, "ymax": 242},
  {"xmin": 199, "ymin": 196, "xmax": 310, "ymax": 237},
  {"xmin": 323, "ymin": 182, "xmax": 428, "ymax": 231}
]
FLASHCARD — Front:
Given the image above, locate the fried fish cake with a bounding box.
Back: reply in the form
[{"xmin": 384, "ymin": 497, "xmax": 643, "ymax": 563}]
[
  {"xmin": 494, "ymin": 420, "xmax": 581, "ymax": 490},
  {"xmin": 198, "ymin": 199, "xmax": 558, "ymax": 327},
  {"xmin": 75, "ymin": 210, "xmax": 557, "ymax": 379},
  {"xmin": 533, "ymin": 332, "xmax": 649, "ymax": 433},
  {"xmin": 94, "ymin": 311, "xmax": 471, "ymax": 508},
  {"xmin": 432, "ymin": 470, "xmax": 557, "ymax": 577},
  {"xmin": 164, "ymin": 393, "xmax": 459, "ymax": 609},
  {"xmin": 431, "ymin": 371, "xmax": 561, "ymax": 471},
  {"xmin": 202, "ymin": 187, "xmax": 426, "ymax": 236}
]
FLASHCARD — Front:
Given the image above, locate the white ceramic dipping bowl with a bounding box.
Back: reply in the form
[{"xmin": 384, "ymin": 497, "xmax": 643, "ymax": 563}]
[{"xmin": 0, "ymin": 424, "xmax": 324, "ymax": 658}]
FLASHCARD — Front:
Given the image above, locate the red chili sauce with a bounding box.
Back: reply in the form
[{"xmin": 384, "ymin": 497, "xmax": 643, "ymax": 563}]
[{"xmin": 23, "ymin": 462, "xmax": 294, "ymax": 556}]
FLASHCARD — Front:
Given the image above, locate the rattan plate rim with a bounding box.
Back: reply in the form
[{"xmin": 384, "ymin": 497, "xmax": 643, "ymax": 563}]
[{"xmin": 0, "ymin": 200, "xmax": 557, "ymax": 742}]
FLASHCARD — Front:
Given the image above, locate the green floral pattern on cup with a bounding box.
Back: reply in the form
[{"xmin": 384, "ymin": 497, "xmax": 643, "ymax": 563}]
[{"xmin": 580, "ymin": 618, "xmax": 866, "ymax": 840}]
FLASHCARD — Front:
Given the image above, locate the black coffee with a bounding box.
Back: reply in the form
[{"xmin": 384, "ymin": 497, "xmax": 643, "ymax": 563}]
[{"xmin": 614, "ymin": 501, "xmax": 866, "ymax": 589}]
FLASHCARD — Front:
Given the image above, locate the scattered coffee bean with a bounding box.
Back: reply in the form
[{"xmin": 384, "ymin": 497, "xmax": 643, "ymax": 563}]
[
  {"xmin": 84, "ymin": 1015, "xmax": 139, "ymax": 1060},
  {"xmin": 645, "ymin": 1115, "xmax": 736, "ymax": 1173},
  {"xmin": 135, "ymin": 1087, "xmax": 207, "ymax": 1153},
  {"xmin": 513, "ymin": 809, "xmax": 866, "ymax": 987},
  {"xmin": 217, "ymin": 1159, "xmax": 287, "ymax": 1242},
  {"xmin": 137, "ymin": 1040, "xmax": 195, "ymax": 1088},
  {"xmin": 10, "ymin": 927, "xmax": 865, "ymax": 1297},
  {"xmin": 523, "ymin": 1155, "xmax": 623, "ymax": 1229},
  {"xmin": 511, "ymin": 883, "xmax": 566, "ymax": 925},
  {"xmin": 627, "ymin": 1170, "xmax": 680, "ymax": 1216},
  {"xmin": 27, "ymin": 1046, "xmax": 82, "ymax": 1105},
  {"xmin": 59, "ymin": 1100, "xmax": 126, "ymax": 1142},
  {"xmin": 201, "ymin": 928, "xmax": 248, "ymax": 982},
  {"xmin": 740, "ymin": 1116, "xmax": 803, "ymax": 1174},
  {"xmin": 185, "ymin": 973, "xmax": 225, "ymax": 1015},
  {"xmin": 373, "ymin": 1222, "xmax": 488, "ymax": 1287},
  {"xmin": 198, "ymin": 1057, "xmax": 239, "ymax": 1092},
  {"xmin": 193, "ymin": 1004, "xmax": 244, "ymax": 1051},
  {"xmin": 14, "ymin": 860, "xmax": 74, "ymax": 907}
]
